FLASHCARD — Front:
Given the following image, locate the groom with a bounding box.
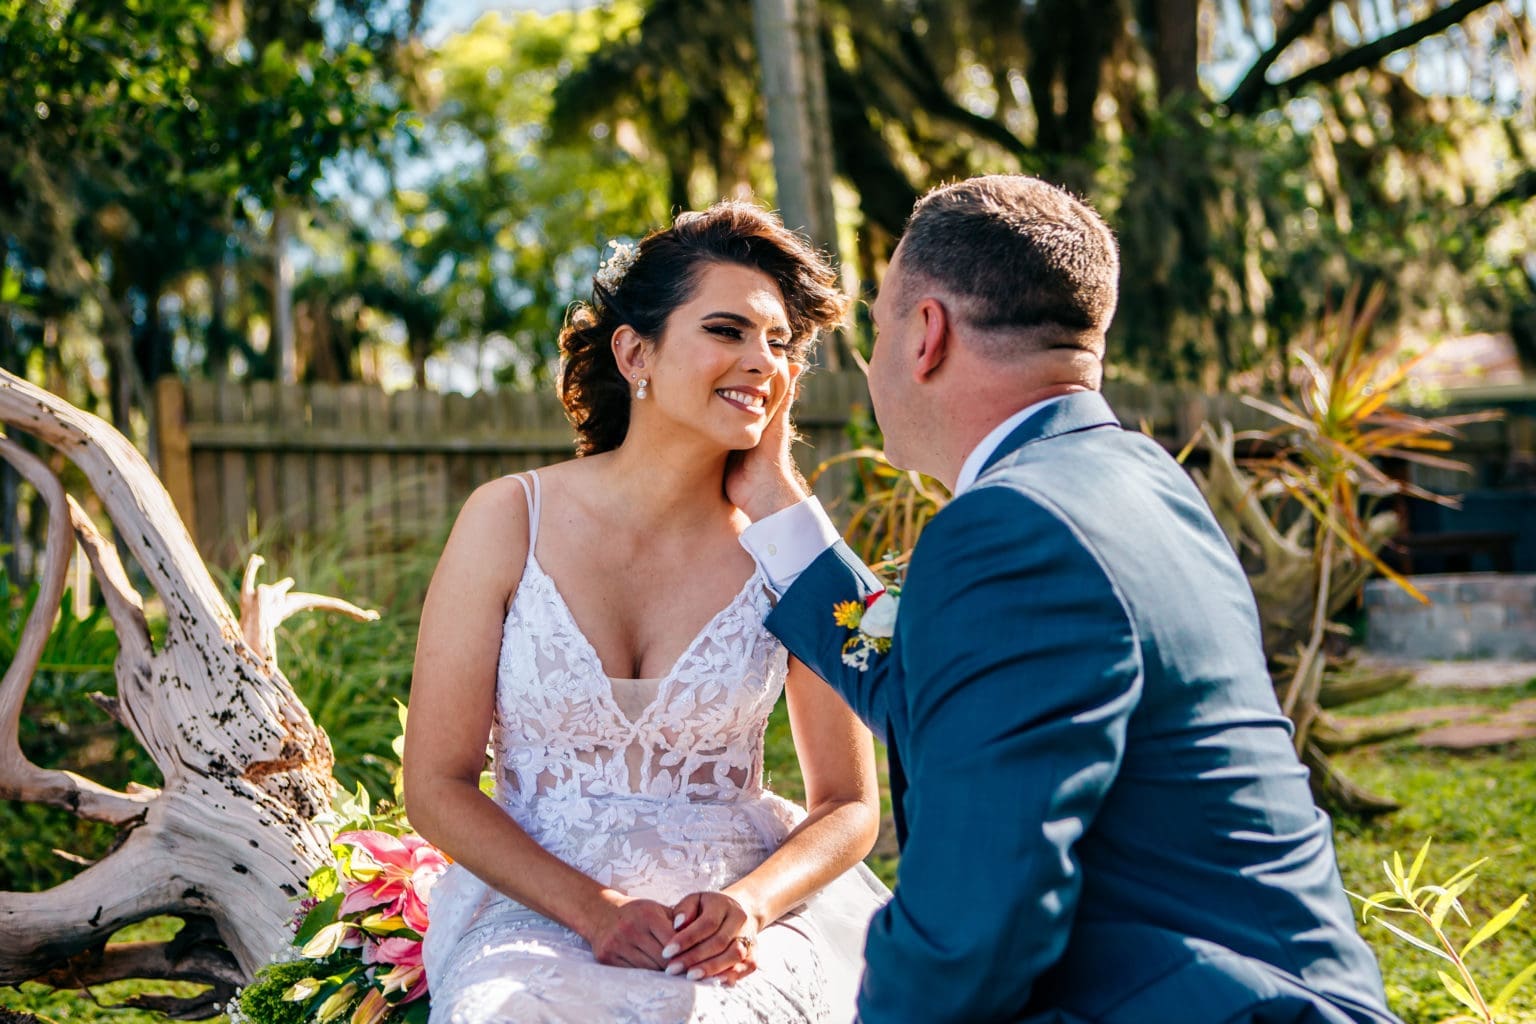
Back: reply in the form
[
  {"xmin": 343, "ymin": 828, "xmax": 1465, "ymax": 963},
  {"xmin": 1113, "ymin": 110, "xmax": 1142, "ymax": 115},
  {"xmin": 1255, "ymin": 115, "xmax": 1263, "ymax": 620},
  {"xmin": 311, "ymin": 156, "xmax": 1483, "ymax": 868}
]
[{"xmin": 730, "ymin": 176, "xmax": 1400, "ymax": 1023}]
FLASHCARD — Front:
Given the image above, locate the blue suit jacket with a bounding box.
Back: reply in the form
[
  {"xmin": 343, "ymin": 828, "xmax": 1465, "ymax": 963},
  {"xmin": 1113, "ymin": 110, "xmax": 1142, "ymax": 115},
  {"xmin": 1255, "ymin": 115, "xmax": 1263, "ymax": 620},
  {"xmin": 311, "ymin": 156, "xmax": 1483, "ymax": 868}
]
[{"xmin": 767, "ymin": 392, "xmax": 1400, "ymax": 1024}]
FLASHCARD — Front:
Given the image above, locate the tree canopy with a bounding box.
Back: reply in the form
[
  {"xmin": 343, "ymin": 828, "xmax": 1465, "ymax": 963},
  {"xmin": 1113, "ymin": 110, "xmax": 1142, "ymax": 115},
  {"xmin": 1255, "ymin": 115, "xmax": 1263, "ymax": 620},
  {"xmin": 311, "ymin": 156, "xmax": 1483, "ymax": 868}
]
[{"xmin": 2, "ymin": 0, "xmax": 1532, "ymax": 418}]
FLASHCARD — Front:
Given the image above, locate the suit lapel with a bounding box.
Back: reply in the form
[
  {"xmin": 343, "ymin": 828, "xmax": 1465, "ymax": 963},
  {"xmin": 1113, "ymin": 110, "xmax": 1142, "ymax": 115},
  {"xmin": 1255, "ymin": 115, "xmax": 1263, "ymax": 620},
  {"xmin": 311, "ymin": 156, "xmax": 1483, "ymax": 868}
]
[{"xmin": 977, "ymin": 390, "xmax": 1122, "ymax": 479}]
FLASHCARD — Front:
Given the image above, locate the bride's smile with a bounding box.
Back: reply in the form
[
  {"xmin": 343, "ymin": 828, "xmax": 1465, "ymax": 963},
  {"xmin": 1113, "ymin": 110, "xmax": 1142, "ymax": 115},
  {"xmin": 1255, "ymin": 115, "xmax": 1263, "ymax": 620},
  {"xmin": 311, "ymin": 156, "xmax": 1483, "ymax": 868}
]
[{"xmin": 716, "ymin": 387, "xmax": 769, "ymax": 414}]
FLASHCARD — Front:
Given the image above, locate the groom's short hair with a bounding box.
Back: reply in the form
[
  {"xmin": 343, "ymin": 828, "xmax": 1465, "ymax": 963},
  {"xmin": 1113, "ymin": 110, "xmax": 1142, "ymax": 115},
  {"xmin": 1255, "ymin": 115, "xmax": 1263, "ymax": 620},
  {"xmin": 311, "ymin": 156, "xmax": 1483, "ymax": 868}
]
[{"xmin": 899, "ymin": 175, "xmax": 1119, "ymax": 356}]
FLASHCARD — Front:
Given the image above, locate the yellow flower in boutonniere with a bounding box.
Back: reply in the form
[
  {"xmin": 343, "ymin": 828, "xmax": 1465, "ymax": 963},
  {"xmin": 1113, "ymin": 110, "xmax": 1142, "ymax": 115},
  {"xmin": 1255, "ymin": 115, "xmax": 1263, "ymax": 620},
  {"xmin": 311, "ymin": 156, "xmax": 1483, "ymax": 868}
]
[{"xmin": 832, "ymin": 600, "xmax": 864, "ymax": 629}]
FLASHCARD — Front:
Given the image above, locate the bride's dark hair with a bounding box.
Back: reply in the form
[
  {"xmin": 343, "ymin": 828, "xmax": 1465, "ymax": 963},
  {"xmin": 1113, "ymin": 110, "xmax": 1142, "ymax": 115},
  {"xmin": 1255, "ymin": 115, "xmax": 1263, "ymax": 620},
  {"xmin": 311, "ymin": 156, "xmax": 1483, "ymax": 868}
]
[{"xmin": 558, "ymin": 200, "xmax": 846, "ymax": 456}]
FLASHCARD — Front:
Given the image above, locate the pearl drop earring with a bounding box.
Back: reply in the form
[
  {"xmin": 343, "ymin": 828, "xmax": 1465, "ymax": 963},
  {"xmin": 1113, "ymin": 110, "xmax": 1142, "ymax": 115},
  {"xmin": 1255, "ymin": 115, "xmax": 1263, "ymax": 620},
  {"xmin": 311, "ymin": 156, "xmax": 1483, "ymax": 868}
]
[{"xmin": 636, "ymin": 377, "xmax": 649, "ymax": 400}]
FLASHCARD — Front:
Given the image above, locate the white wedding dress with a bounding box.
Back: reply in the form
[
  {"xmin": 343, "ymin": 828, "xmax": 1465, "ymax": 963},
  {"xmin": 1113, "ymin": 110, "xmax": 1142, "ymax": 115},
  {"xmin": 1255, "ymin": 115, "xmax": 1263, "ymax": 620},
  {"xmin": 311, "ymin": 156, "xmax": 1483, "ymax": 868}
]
[{"xmin": 422, "ymin": 472, "xmax": 889, "ymax": 1023}]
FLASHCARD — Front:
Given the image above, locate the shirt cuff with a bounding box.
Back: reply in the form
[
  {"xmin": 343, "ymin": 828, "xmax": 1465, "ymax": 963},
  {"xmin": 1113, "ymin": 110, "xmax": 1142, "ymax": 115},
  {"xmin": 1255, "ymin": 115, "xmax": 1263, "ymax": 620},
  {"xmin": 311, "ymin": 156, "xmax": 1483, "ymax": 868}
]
[{"xmin": 740, "ymin": 497, "xmax": 841, "ymax": 594}]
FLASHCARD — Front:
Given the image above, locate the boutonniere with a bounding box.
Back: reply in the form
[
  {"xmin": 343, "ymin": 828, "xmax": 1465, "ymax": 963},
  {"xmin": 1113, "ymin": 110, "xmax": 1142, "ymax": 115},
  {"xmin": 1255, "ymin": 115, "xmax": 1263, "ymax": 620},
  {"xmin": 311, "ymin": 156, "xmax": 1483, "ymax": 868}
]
[{"xmin": 833, "ymin": 587, "xmax": 900, "ymax": 671}]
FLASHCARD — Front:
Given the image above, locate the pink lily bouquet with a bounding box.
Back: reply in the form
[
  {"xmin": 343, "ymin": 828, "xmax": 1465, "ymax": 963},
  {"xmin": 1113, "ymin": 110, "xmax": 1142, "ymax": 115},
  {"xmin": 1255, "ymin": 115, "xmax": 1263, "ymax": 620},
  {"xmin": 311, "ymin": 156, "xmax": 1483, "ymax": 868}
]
[
  {"xmin": 231, "ymin": 823, "xmax": 449, "ymax": 1024},
  {"xmin": 232, "ymin": 709, "xmax": 452, "ymax": 1024}
]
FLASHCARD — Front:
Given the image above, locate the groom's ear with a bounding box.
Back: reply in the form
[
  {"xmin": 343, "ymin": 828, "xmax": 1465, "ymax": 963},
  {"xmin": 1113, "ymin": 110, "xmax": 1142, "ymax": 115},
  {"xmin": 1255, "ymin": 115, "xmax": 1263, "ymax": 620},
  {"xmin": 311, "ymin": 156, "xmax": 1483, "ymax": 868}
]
[{"xmin": 912, "ymin": 298, "xmax": 950, "ymax": 381}]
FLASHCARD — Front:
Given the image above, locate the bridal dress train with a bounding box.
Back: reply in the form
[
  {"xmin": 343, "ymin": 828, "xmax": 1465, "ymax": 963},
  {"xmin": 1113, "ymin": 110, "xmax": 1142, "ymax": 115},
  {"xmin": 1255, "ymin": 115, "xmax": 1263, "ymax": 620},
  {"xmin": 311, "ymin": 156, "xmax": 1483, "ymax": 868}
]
[{"xmin": 422, "ymin": 472, "xmax": 889, "ymax": 1024}]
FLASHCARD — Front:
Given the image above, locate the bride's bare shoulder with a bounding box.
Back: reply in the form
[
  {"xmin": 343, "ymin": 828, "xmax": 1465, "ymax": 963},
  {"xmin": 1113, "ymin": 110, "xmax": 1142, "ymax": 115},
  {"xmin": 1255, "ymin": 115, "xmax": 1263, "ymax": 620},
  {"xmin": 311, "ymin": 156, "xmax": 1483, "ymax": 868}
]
[
  {"xmin": 442, "ymin": 474, "xmax": 536, "ymax": 565},
  {"xmin": 525, "ymin": 454, "xmax": 609, "ymax": 487}
]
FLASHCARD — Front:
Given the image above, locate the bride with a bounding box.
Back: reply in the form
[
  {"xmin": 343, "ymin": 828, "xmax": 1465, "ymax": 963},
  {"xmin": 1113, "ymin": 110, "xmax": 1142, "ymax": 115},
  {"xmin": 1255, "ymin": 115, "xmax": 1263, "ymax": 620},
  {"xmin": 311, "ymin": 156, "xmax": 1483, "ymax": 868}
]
[{"xmin": 405, "ymin": 201, "xmax": 888, "ymax": 1023}]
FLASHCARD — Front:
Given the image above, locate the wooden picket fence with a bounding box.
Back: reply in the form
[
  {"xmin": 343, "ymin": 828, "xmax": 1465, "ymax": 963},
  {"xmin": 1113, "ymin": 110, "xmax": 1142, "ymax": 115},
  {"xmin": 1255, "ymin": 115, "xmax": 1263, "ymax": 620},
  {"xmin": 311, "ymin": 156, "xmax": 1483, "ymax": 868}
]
[
  {"xmin": 147, "ymin": 372, "xmax": 1536, "ymax": 580},
  {"xmin": 153, "ymin": 373, "xmax": 879, "ymax": 566},
  {"xmin": 152, "ymin": 372, "xmax": 1292, "ymax": 566}
]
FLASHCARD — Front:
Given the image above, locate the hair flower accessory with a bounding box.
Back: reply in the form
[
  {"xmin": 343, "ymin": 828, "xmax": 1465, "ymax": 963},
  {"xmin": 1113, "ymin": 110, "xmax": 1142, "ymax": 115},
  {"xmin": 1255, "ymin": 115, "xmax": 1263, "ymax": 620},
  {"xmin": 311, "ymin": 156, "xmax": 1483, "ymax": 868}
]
[
  {"xmin": 594, "ymin": 239, "xmax": 639, "ymax": 292},
  {"xmin": 833, "ymin": 586, "xmax": 900, "ymax": 671}
]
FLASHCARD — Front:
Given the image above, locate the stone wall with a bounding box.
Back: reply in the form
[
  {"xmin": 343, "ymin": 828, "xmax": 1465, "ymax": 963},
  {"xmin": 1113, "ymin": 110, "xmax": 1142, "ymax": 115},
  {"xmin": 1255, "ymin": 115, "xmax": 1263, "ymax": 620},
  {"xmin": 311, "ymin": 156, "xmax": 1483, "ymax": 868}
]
[{"xmin": 1365, "ymin": 573, "xmax": 1536, "ymax": 660}]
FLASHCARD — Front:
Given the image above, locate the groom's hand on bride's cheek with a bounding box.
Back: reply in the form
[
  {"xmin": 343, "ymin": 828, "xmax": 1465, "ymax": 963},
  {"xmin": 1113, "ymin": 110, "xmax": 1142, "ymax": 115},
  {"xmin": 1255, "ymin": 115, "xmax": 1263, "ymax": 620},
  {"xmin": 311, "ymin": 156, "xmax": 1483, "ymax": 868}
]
[
  {"xmin": 587, "ymin": 895, "xmax": 678, "ymax": 972},
  {"xmin": 663, "ymin": 891, "xmax": 760, "ymax": 984},
  {"xmin": 724, "ymin": 363, "xmax": 807, "ymax": 521}
]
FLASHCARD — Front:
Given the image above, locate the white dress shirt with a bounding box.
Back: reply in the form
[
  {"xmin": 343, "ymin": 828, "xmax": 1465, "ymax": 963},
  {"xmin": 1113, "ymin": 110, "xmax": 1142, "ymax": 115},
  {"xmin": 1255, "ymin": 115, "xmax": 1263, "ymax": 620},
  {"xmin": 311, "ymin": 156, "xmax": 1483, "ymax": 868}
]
[{"xmin": 740, "ymin": 396, "xmax": 1067, "ymax": 592}]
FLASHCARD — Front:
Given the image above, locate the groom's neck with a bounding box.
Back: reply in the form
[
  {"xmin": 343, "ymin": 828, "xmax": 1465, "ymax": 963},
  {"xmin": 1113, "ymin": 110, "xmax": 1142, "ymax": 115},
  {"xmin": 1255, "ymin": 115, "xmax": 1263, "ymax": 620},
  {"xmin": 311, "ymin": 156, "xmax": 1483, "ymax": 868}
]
[{"xmin": 920, "ymin": 351, "xmax": 1103, "ymax": 490}]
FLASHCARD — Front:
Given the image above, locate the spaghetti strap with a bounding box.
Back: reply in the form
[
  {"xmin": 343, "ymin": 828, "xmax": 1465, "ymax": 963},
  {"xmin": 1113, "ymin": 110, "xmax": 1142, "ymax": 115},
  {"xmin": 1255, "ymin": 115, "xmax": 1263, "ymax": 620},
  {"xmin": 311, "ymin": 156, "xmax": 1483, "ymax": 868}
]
[{"xmin": 510, "ymin": 471, "xmax": 542, "ymax": 555}]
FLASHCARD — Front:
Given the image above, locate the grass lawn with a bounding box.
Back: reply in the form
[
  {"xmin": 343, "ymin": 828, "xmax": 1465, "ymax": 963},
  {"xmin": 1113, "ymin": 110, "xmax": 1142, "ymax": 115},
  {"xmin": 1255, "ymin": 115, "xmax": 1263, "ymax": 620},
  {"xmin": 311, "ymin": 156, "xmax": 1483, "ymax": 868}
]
[{"xmin": 6, "ymin": 681, "xmax": 1535, "ymax": 1023}]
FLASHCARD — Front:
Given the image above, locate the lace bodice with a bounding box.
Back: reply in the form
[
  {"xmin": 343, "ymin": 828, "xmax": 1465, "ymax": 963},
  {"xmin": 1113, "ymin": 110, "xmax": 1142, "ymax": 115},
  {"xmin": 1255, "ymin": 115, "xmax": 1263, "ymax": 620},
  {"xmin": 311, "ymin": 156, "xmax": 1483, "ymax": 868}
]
[
  {"xmin": 422, "ymin": 471, "xmax": 886, "ymax": 1023},
  {"xmin": 489, "ymin": 472, "xmax": 790, "ymax": 895}
]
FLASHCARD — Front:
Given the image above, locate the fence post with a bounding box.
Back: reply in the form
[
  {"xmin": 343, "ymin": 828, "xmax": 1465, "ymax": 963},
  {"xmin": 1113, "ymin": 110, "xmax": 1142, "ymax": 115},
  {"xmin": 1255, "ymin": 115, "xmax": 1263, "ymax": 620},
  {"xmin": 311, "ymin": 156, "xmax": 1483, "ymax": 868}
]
[{"xmin": 154, "ymin": 376, "xmax": 196, "ymax": 546}]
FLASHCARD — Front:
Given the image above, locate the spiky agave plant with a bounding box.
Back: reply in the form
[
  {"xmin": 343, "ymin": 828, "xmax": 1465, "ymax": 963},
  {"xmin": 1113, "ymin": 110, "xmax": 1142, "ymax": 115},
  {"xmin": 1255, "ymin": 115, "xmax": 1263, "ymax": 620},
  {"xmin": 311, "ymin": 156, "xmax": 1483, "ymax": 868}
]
[{"xmin": 1192, "ymin": 283, "xmax": 1498, "ymax": 813}]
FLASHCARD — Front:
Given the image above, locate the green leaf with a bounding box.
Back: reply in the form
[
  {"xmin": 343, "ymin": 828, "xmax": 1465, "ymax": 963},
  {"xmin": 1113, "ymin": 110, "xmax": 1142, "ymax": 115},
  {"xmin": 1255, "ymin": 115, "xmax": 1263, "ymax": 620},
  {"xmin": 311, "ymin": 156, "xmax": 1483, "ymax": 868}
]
[
  {"xmin": 308, "ymin": 865, "xmax": 339, "ymax": 901},
  {"xmin": 1442, "ymin": 856, "xmax": 1490, "ymax": 891},
  {"xmin": 1460, "ymin": 894, "xmax": 1529, "ymax": 959},
  {"xmin": 1492, "ymin": 959, "xmax": 1536, "ymax": 1014},
  {"xmin": 1436, "ymin": 970, "xmax": 1482, "ymax": 1013},
  {"xmin": 296, "ymin": 892, "xmax": 344, "ymax": 944},
  {"xmin": 399, "ymin": 998, "xmax": 432, "ymax": 1024},
  {"xmin": 1431, "ymin": 875, "xmax": 1478, "ymax": 930},
  {"xmin": 1370, "ymin": 916, "xmax": 1454, "ymax": 963},
  {"xmin": 1406, "ymin": 838, "xmax": 1431, "ymax": 891}
]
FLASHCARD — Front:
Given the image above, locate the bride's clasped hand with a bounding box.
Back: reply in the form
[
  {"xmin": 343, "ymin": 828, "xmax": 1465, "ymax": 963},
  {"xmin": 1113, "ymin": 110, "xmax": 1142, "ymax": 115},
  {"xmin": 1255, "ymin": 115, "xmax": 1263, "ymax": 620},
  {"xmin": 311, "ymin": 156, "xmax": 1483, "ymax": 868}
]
[{"xmin": 583, "ymin": 888, "xmax": 762, "ymax": 983}]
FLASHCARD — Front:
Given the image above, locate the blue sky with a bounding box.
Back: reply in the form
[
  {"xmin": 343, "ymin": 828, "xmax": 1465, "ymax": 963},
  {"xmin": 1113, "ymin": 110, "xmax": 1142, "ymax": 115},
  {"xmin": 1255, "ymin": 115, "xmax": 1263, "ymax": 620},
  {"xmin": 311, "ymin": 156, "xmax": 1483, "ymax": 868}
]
[{"xmin": 423, "ymin": 0, "xmax": 596, "ymax": 43}]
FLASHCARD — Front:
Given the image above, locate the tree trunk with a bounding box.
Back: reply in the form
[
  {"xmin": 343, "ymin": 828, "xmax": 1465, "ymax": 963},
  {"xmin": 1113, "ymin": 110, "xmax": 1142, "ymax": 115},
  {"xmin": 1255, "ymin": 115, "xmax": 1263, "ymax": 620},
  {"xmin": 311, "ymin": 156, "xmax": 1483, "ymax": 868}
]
[
  {"xmin": 753, "ymin": 0, "xmax": 851, "ymax": 372},
  {"xmin": 273, "ymin": 201, "xmax": 298, "ymax": 385},
  {"xmin": 1147, "ymin": 0, "xmax": 1200, "ymax": 101},
  {"xmin": 0, "ymin": 369, "xmax": 376, "ymax": 1013},
  {"xmin": 752, "ymin": 0, "xmax": 840, "ymax": 256}
]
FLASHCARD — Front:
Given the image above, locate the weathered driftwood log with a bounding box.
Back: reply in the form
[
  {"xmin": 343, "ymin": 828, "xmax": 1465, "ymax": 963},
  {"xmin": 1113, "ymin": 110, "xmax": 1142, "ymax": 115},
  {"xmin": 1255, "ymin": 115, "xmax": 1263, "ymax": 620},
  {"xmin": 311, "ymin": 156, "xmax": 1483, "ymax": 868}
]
[{"xmin": 0, "ymin": 370, "xmax": 376, "ymax": 1016}]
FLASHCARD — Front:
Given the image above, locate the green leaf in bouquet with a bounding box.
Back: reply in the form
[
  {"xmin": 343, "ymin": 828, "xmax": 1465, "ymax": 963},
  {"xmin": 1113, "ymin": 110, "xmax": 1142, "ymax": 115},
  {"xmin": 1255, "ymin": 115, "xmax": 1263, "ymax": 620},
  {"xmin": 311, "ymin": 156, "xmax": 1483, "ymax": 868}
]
[
  {"xmin": 399, "ymin": 998, "xmax": 432, "ymax": 1024},
  {"xmin": 297, "ymin": 891, "xmax": 346, "ymax": 944},
  {"xmin": 309, "ymin": 864, "xmax": 340, "ymax": 901}
]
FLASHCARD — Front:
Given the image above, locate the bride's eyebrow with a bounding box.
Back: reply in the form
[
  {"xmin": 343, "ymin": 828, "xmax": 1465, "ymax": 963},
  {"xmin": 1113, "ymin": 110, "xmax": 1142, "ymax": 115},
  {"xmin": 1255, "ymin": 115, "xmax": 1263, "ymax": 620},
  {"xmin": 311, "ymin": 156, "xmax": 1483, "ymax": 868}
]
[{"xmin": 702, "ymin": 311, "xmax": 791, "ymax": 338}]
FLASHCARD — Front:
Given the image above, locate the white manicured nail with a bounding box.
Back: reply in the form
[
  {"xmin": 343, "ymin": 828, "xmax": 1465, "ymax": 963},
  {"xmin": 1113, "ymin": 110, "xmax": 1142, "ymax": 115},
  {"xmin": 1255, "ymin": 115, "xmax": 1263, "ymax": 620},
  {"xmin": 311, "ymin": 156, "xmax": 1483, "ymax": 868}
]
[
  {"xmin": 687, "ymin": 968, "xmax": 704, "ymax": 981},
  {"xmin": 665, "ymin": 962, "xmax": 685, "ymax": 976},
  {"xmin": 661, "ymin": 943, "xmax": 680, "ymax": 959},
  {"xmin": 674, "ymin": 913, "xmax": 686, "ymax": 929}
]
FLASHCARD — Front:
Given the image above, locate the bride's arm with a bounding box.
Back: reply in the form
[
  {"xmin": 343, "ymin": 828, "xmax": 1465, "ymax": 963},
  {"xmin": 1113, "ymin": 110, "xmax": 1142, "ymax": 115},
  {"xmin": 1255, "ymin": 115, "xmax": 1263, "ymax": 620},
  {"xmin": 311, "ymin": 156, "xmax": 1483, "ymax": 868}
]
[
  {"xmin": 668, "ymin": 657, "xmax": 881, "ymax": 980},
  {"xmin": 403, "ymin": 479, "xmax": 675, "ymax": 970}
]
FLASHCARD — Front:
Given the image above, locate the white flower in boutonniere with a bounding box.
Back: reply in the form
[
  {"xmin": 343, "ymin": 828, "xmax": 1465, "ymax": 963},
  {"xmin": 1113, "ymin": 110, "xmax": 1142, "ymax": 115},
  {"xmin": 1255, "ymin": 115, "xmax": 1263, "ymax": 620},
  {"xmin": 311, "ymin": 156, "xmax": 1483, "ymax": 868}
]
[{"xmin": 832, "ymin": 587, "xmax": 900, "ymax": 671}]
